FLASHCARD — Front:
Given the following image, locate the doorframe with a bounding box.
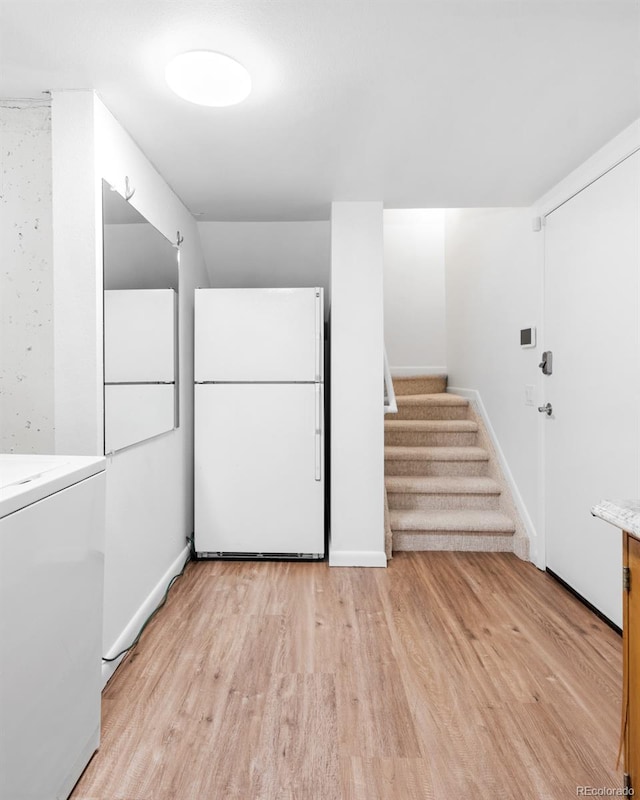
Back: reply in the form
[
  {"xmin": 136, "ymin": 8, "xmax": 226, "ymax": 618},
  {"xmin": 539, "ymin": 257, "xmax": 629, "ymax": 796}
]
[{"xmin": 533, "ymin": 119, "xmax": 640, "ymax": 571}]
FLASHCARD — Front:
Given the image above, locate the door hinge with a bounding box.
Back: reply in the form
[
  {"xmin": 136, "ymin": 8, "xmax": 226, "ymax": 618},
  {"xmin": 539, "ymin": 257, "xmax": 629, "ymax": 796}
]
[
  {"xmin": 623, "ymin": 566, "xmax": 631, "ymax": 592},
  {"xmin": 623, "ymin": 773, "xmax": 632, "ymax": 794}
]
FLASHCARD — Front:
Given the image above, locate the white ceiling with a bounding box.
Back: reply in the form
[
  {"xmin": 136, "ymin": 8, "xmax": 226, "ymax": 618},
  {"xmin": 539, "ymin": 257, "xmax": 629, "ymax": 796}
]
[{"xmin": 2, "ymin": 1, "xmax": 639, "ymax": 220}]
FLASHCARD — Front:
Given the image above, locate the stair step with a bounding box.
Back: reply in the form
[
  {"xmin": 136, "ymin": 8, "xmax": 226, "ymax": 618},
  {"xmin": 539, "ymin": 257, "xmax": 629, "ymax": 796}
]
[
  {"xmin": 385, "ymin": 476, "xmax": 500, "ymax": 494},
  {"xmin": 389, "ymin": 509, "xmax": 515, "ymax": 534},
  {"xmin": 393, "ymin": 531, "xmax": 515, "ymax": 553},
  {"xmin": 391, "ymin": 393, "xmax": 469, "ymax": 421},
  {"xmin": 385, "ymin": 419, "xmax": 478, "ymax": 447},
  {"xmin": 385, "ymin": 420, "xmax": 477, "ymax": 432},
  {"xmin": 385, "ymin": 446, "xmax": 489, "ymax": 477},
  {"xmin": 385, "ymin": 446, "xmax": 488, "ymax": 461},
  {"xmin": 392, "ymin": 375, "xmax": 447, "ymax": 396},
  {"xmin": 385, "ymin": 476, "xmax": 501, "ymax": 510},
  {"xmin": 395, "ymin": 393, "xmax": 468, "ymax": 407}
]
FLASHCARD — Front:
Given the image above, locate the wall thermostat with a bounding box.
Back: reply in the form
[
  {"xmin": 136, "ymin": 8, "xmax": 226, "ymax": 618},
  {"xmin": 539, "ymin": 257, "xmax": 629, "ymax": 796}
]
[{"xmin": 520, "ymin": 327, "xmax": 536, "ymax": 348}]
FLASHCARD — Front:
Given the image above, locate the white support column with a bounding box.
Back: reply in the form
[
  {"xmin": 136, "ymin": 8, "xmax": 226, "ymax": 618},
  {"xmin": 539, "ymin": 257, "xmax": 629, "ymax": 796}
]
[
  {"xmin": 329, "ymin": 201, "xmax": 386, "ymax": 567},
  {"xmin": 51, "ymin": 91, "xmax": 103, "ymax": 455}
]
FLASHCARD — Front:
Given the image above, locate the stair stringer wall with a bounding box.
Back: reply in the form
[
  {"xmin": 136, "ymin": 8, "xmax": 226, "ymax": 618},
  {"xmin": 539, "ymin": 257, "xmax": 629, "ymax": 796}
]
[{"xmin": 448, "ymin": 387, "xmax": 533, "ymax": 562}]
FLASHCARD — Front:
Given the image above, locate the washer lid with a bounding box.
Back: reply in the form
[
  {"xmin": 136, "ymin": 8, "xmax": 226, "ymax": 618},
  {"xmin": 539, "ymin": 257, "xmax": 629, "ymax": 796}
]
[
  {"xmin": 0, "ymin": 456, "xmax": 68, "ymax": 490},
  {"xmin": 0, "ymin": 455, "xmax": 106, "ymax": 518}
]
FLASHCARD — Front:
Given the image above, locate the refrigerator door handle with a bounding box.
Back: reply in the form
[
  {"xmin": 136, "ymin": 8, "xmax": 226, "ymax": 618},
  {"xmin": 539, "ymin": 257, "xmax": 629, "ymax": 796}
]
[{"xmin": 314, "ymin": 384, "xmax": 322, "ymax": 481}]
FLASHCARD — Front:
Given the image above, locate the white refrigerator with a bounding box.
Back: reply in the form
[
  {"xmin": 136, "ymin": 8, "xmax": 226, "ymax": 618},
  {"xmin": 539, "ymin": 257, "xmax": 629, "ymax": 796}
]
[{"xmin": 194, "ymin": 287, "xmax": 325, "ymax": 558}]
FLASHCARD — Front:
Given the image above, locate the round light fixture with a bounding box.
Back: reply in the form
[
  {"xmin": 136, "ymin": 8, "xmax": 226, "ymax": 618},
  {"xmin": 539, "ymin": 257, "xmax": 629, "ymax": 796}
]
[{"xmin": 165, "ymin": 51, "xmax": 251, "ymax": 107}]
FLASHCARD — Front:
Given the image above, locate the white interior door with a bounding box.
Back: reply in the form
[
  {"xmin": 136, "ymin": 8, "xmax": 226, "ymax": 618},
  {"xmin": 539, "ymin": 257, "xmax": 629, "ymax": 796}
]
[
  {"xmin": 544, "ymin": 151, "xmax": 640, "ymax": 626},
  {"xmin": 194, "ymin": 383, "xmax": 324, "ymax": 556}
]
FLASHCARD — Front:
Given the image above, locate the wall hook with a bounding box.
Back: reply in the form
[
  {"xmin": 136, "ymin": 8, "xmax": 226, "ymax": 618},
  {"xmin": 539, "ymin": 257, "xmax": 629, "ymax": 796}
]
[
  {"xmin": 175, "ymin": 231, "xmax": 184, "ymax": 248},
  {"xmin": 124, "ymin": 176, "xmax": 136, "ymax": 201}
]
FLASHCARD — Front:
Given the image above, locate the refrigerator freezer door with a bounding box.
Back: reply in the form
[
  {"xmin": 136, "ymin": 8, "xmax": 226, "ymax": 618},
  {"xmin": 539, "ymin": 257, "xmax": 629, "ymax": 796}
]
[
  {"xmin": 195, "ymin": 383, "xmax": 324, "ymax": 556},
  {"xmin": 195, "ymin": 288, "xmax": 323, "ymax": 383}
]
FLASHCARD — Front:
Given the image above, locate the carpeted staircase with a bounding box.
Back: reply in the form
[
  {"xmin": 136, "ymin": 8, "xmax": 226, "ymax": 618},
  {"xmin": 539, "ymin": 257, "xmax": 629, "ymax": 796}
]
[{"xmin": 385, "ymin": 375, "xmax": 527, "ymax": 556}]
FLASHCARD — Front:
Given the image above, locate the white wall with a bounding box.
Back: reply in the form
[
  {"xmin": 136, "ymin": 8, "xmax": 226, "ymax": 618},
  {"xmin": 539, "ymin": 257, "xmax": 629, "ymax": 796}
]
[
  {"xmin": 444, "ymin": 208, "xmax": 541, "ymax": 557},
  {"xmin": 51, "ymin": 92, "xmax": 103, "ymax": 456},
  {"xmin": 0, "ymin": 101, "xmax": 54, "ymax": 453},
  {"xmin": 444, "ymin": 118, "xmax": 640, "ymax": 568},
  {"xmin": 383, "ymin": 209, "xmax": 446, "ymax": 375},
  {"xmin": 330, "ymin": 201, "xmax": 386, "ymax": 567},
  {"xmin": 51, "ymin": 91, "xmax": 209, "ymax": 683},
  {"xmin": 197, "ymin": 221, "xmax": 330, "ymax": 314}
]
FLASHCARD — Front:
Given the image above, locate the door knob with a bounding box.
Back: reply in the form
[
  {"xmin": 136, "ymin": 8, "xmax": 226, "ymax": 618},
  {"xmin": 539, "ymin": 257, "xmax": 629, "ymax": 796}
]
[{"xmin": 538, "ymin": 403, "xmax": 553, "ymax": 416}]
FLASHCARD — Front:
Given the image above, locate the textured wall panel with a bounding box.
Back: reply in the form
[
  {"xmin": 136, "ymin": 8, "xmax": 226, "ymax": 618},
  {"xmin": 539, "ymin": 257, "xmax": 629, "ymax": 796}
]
[{"xmin": 0, "ymin": 101, "xmax": 54, "ymax": 453}]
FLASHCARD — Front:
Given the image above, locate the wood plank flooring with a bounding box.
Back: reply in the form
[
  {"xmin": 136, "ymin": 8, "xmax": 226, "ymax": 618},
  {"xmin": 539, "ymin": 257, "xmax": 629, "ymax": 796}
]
[{"xmin": 71, "ymin": 553, "xmax": 623, "ymax": 800}]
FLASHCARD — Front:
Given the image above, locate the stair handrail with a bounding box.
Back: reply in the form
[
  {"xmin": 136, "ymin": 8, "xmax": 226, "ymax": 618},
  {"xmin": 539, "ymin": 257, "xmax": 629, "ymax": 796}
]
[{"xmin": 384, "ymin": 348, "xmax": 397, "ymax": 414}]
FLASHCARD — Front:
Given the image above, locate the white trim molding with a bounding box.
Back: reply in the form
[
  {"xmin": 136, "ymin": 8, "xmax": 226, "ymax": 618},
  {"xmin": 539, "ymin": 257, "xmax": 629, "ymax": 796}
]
[
  {"xmin": 101, "ymin": 544, "xmax": 191, "ymax": 687},
  {"xmin": 536, "ymin": 119, "xmax": 640, "ymax": 218},
  {"xmin": 329, "ymin": 550, "xmax": 387, "ymax": 568},
  {"xmin": 448, "ymin": 387, "xmax": 542, "ymax": 568}
]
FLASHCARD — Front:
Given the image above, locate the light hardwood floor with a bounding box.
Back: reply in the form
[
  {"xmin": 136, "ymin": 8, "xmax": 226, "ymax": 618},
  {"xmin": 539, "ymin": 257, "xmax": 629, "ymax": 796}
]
[{"xmin": 71, "ymin": 553, "xmax": 623, "ymax": 800}]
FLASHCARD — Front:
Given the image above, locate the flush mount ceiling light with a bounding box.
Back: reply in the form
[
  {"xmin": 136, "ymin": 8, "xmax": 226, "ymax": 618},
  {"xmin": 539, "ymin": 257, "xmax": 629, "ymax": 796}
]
[{"xmin": 165, "ymin": 51, "xmax": 251, "ymax": 107}]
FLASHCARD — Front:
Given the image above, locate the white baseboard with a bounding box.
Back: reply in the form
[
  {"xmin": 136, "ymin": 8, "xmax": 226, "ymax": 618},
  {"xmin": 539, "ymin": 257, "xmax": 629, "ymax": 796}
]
[
  {"xmin": 101, "ymin": 545, "xmax": 191, "ymax": 687},
  {"xmin": 447, "ymin": 387, "xmax": 541, "ymax": 567},
  {"xmin": 329, "ymin": 549, "xmax": 387, "ymax": 568},
  {"xmin": 390, "ymin": 366, "xmax": 447, "ymax": 377}
]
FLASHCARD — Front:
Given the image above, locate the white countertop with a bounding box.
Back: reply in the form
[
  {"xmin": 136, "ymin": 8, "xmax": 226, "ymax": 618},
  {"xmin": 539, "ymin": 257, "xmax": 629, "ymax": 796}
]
[
  {"xmin": 0, "ymin": 454, "xmax": 106, "ymax": 518},
  {"xmin": 591, "ymin": 499, "xmax": 640, "ymax": 540}
]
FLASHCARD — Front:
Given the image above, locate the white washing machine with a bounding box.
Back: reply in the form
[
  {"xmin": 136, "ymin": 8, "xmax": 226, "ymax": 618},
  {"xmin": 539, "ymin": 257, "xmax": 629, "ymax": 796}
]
[{"xmin": 0, "ymin": 454, "xmax": 106, "ymax": 800}]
